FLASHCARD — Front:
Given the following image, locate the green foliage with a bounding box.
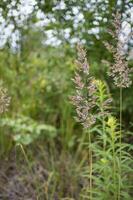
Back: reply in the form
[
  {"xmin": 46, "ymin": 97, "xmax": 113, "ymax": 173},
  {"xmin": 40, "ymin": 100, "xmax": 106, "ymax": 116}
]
[
  {"xmin": 0, "ymin": 1, "xmax": 132, "ymax": 199},
  {"xmin": 0, "ymin": 116, "xmax": 56, "ymax": 145},
  {"xmin": 80, "ymin": 81, "xmax": 133, "ymax": 200}
]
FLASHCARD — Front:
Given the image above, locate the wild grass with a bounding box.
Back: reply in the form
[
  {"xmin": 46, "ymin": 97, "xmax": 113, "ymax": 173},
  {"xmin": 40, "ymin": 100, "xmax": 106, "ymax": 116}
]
[
  {"xmin": 70, "ymin": 12, "xmax": 132, "ymax": 200},
  {"xmin": 0, "ymin": 12, "xmax": 132, "ymax": 200}
]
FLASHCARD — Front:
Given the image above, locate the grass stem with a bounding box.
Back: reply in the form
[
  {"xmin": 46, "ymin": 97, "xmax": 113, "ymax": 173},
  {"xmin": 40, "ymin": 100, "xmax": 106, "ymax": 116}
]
[
  {"xmin": 118, "ymin": 87, "xmax": 122, "ymax": 200},
  {"xmin": 89, "ymin": 131, "xmax": 92, "ymax": 200}
]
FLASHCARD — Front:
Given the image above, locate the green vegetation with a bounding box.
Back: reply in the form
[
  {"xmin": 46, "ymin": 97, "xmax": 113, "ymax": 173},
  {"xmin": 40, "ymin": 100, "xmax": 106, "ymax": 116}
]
[{"xmin": 0, "ymin": 1, "xmax": 133, "ymax": 199}]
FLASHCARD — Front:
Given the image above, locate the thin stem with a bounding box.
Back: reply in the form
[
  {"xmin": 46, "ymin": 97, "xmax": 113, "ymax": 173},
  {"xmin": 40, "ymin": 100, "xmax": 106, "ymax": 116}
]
[
  {"xmin": 99, "ymin": 85, "xmax": 107, "ymax": 194},
  {"xmin": 16, "ymin": 143, "xmax": 33, "ymax": 174},
  {"xmin": 75, "ymin": 130, "xmax": 87, "ymax": 160},
  {"xmin": 118, "ymin": 87, "xmax": 122, "ymax": 200},
  {"xmin": 120, "ymin": 87, "xmax": 122, "ymax": 163},
  {"xmin": 112, "ymin": 134, "xmax": 117, "ymax": 199},
  {"xmin": 99, "ymin": 84, "xmax": 106, "ymax": 151},
  {"xmin": 89, "ymin": 131, "xmax": 92, "ymax": 200},
  {"xmin": 0, "ymin": 127, "xmax": 4, "ymax": 157},
  {"xmin": 15, "ymin": 144, "xmax": 42, "ymax": 197},
  {"xmin": 102, "ymin": 116, "xmax": 106, "ymax": 152}
]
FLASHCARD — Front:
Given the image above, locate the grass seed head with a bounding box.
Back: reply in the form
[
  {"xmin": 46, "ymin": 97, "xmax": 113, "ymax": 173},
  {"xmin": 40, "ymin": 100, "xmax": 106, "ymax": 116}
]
[
  {"xmin": 105, "ymin": 11, "xmax": 132, "ymax": 88},
  {"xmin": 0, "ymin": 86, "xmax": 11, "ymax": 114},
  {"xmin": 70, "ymin": 44, "xmax": 97, "ymax": 129}
]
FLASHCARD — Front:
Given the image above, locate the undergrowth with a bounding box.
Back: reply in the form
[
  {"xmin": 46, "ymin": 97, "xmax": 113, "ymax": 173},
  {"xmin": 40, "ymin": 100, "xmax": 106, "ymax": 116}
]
[{"xmin": 0, "ymin": 11, "xmax": 132, "ymax": 200}]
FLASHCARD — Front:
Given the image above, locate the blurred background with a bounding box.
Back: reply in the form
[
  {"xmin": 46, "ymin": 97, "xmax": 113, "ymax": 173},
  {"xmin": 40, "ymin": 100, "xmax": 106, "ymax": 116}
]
[
  {"xmin": 0, "ymin": 0, "xmax": 133, "ymax": 199},
  {"xmin": 0, "ymin": 0, "xmax": 133, "ymax": 128}
]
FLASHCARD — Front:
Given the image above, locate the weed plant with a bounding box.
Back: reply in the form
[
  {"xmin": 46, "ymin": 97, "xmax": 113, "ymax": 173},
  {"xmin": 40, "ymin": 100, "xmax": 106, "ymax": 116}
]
[
  {"xmin": 0, "ymin": 11, "xmax": 132, "ymax": 200},
  {"xmin": 70, "ymin": 13, "xmax": 132, "ymax": 200}
]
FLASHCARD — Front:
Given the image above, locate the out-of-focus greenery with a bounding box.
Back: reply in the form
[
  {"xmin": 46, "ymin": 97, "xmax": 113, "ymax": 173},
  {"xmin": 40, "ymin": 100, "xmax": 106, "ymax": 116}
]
[
  {"xmin": 0, "ymin": 0, "xmax": 132, "ymax": 157},
  {"xmin": 0, "ymin": 0, "xmax": 133, "ymax": 199},
  {"xmin": 0, "ymin": 0, "xmax": 132, "ymax": 126},
  {"xmin": 0, "ymin": 0, "xmax": 132, "ymax": 156}
]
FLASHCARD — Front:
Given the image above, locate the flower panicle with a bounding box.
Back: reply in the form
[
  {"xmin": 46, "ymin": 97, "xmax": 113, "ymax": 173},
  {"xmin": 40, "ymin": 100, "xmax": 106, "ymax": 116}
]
[
  {"xmin": 104, "ymin": 12, "xmax": 132, "ymax": 88},
  {"xmin": 0, "ymin": 86, "xmax": 11, "ymax": 114},
  {"xmin": 70, "ymin": 44, "xmax": 97, "ymax": 129},
  {"xmin": 75, "ymin": 44, "xmax": 89, "ymax": 74}
]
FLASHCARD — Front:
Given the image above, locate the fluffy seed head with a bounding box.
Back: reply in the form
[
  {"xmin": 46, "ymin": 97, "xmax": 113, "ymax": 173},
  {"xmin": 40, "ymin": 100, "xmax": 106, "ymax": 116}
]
[
  {"xmin": 104, "ymin": 12, "xmax": 132, "ymax": 88},
  {"xmin": 0, "ymin": 86, "xmax": 11, "ymax": 114},
  {"xmin": 70, "ymin": 44, "xmax": 97, "ymax": 129}
]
